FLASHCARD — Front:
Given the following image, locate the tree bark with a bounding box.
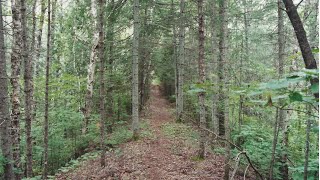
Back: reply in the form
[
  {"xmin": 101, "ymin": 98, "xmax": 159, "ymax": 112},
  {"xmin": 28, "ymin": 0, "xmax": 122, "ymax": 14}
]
[
  {"xmin": 106, "ymin": 0, "xmax": 115, "ymax": 134},
  {"xmin": 177, "ymin": 0, "xmax": 185, "ymax": 122},
  {"xmin": 43, "ymin": 0, "xmax": 51, "ymax": 178},
  {"xmin": 0, "ymin": 1, "xmax": 14, "ymax": 178},
  {"xmin": 210, "ymin": 0, "xmax": 218, "ymax": 134},
  {"xmin": 269, "ymin": 108, "xmax": 279, "ymax": 179},
  {"xmin": 303, "ymin": 105, "xmax": 312, "ymax": 180},
  {"xmin": 132, "ymin": 0, "xmax": 140, "ymax": 139},
  {"xmin": 197, "ymin": 0, "xmax": 206, "ymax": 159},
  {"xmin": 172, "ymin": 0, "xmax": 178, "ymax": 121},
  {"xmin": 24, "ymin": 0, "xmax": 36, "ymax": 176},
  {"xmin": 82, "ymin": 0, "xmax": 99, "ymax": 134},
  {"xmin": 97, "ymin": 0, "xmax": 106, "ymax": 167},
  {"xmin": 34, "ymin": 0, "xmax": 46, "ymax": 76},
  {"xmin": 278, "ymin": 1, "xmax": 289, "ymax": 179},
  {"xmin": 10, "ymin": 0, "xmax": 23, "ymax": 178},
  {"xmin": 224, "ymin": 87, "xmax": 231, "ymax": 180},
  {"xmin": 282, "ymin": 0, "xmax": 318, "ymax": 98},
  {"xmin": 217, "ymin": 0, "xmax": 226, "ymax": 137}
]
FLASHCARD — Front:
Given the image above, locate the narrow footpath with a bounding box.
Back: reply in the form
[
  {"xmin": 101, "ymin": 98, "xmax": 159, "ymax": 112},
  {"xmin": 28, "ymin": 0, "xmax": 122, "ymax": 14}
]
[{"xmin": 56, "ymin": 86, "xmax": 248, "ymax": 180}]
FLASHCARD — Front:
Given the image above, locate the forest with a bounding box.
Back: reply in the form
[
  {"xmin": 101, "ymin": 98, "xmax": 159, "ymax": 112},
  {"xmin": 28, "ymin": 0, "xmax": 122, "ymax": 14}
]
[{"xmin": 0, "ymin": 0, "xmax": 318, "ymax": 179}]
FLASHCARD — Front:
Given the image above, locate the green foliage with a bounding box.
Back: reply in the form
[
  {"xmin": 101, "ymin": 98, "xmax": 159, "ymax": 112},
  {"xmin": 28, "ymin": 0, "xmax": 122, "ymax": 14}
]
[
  {"xmin": 161, "ymin": 122, "xmax": 199, "ymax": 145},
  {"xmin": 106, "ymin": 126, "xmax": 133, "ymax": 145},
  {"xmin": 0, "ymin": 154, "xmax": 4, "ymax": 175}
]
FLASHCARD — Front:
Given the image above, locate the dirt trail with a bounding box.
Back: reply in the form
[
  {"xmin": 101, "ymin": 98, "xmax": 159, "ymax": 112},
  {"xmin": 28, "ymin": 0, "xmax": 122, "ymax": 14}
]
[{"xmin": 56, "ymin": 86, "xmax": 246, "ymax": 180}]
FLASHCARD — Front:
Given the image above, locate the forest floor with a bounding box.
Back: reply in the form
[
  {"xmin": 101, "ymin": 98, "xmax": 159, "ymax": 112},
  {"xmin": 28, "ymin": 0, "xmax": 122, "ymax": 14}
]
[{"xmin": 55, "ymin": 85, "xmax": 249, "ymax": 180}]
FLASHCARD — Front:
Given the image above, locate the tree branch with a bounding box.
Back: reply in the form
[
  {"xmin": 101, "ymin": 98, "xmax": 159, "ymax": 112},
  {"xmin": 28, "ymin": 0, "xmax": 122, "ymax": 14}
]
[{"xmin": 182, "ymin": 115, "xmax": 264, "ymax": 178}]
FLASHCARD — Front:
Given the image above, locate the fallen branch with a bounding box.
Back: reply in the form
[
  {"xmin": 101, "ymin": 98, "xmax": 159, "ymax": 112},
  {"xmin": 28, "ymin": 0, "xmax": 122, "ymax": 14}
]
[
  {"xmin": 244, "ymin": 164, "xmax": 250, "ymax": 180},
  {"xmin": 230, "ymin": 152, "xmax": 245, "ymax": 180},
  {"xmin": 182, "ymin": 115, "xmax": 264, "ymax": 179},
  {"xmin": 199, "ymin": 126, "xmax": 264, "ymax": 179}
]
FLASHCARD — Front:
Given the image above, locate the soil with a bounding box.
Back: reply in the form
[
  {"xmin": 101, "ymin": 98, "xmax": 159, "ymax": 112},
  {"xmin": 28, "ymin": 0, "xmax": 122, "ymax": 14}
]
[{"xmin": 55, "ymin": 86, "xmax": 251, "ymax": 180}]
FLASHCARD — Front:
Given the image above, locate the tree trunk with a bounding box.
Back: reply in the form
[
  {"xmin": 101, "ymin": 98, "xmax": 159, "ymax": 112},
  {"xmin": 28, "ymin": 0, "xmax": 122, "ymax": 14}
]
[
  {"xmin": 177, "ymin": 0, "xmax": 185, "ymax": 122},
  {"xmin": 24, "ymin": 0, "xmax": 36, "ymax": 176},
  {"xmin": 34, "ymin": 0, "xmax": 46, "ymax": 76},
  {"xmin": 282, "ymin": 0, "xmax": 318, "ymax": 98},
  {"xmin": 224, "ymin": 87, "xmax": 231, "ymax": 180},
  {"xmin": 43, "ymin": 0, "xmax": 51, "ymax": 178},
  {"xmin": 82, "ymin": 0, "xmax": 99, "ymax": 134},
  {"xmin": 217, "ymin": 0, "xmax": 226, "ymax": 137},
  {"xmin": 0, "ymin": 1, "xmax": 14, "ymax": 178},
  {"xmin": 303, "ymin": 105, "xmax": 312, "ymax": 180},
  {"xmin": 209, "ymin": 0, "xmax": 218, "ymax": 134},
  {"xmin": 172, "ymin": 0, "xmax": 178, "ymax": 120},
  {"xmin": 106, "ymin": 0, "xmax": 115, "ymax": 134},
  {"xmin": 132, "ymin": 0, "xmax": 140, "ymax": 139},
  {"xmin": 278, "ymin": 1, "xmax": 289, "ymax": 179},
  {"xmin": 269, "ymin": 108, "xmax": 279, "ymax": 179},
  {"xmin": 97, "ymin": 0, "xmax": 106, "ymax": 167},
  {"xmin": 197, "ymin": 0, "xmax": 206, "ymax": 159},
  {"xmin": 10, "ymin": 0, "xmax": 23, "ymax": 178}
]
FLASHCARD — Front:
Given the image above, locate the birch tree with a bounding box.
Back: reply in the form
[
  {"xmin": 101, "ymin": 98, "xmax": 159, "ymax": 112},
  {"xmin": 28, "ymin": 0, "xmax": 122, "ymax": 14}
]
[{"xmin": 82, "ymin": 0, "xmax": 99, "ymax": 134}]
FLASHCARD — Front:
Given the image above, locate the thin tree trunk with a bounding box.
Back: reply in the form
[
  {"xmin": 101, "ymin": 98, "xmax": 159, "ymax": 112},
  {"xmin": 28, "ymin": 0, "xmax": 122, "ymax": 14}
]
[
  {"xmin": 82, "ymin": 0, "xmax": 99, "ymax": 134},
  {"xmin": 278, "ymin": 1, "xmax": 289, "ymax": 179},
  {"xmin": 34, "ymin": 0, "xmax": 46, "ymax": 76},
  {"xmin": 97, "ymin": 0, "xmax": 106, "ymax": 167},
  {"xmin": 225, "ymin": 87, "xmax": 231, "ymax": 180},
  {"xmin": 197, "ymin": 0, "xmax": 206, "ymax": 159},
  {"xmin": 303, "ymin": 105, "xmax": 312, "ymax": 180},
  {"xmin": 24, "ymin": 0, "xmax": 37, "ymax": 176},
  {"xmin": 210, "ymin": 0, "xmax": 218, "ymax": 134},
  {"xmin": 132, "ymin": 0, "xmax": 140, "ymax": 139},
  {"xmin": 0, "ymin": 1, "xmax": 14, "ymax": 178},
  {"xmin": 269, "ymin": 108, "xmax": 279, "ymax": 179},
  {"xmin": 43, "ymin": 0, "xmax": 51, "ymax": 178},
  {"xmin": 217, "ymin": 0, "xmax": 226, "ymax": 137},
  {"xmin": 177, "ymin": 0, "xmax": 185, "ymax": 122},
  {"xmin": 106, "ymin": 0, "xmax": 115, "ymax": 134},
  {"xmin": 10, "ymin": 0, "xmax": 23, "ymax": 178},
  {"xmin": 282, "ymin": 0, "xmax": 318, "ymax": 98},
  {"xmin": 172, "ymin": 0, "xmax": 178, "ymax": 120}
]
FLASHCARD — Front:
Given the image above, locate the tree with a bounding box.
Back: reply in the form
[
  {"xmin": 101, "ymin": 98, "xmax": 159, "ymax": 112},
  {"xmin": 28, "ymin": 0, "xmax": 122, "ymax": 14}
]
[
  {"xmin": 176, "ymin": 0, "xmax": 185, "ymax": 122},
  {"xmin": 0, "ymin": 1, "xmax": 14, "ymax": 178},
  {"xmin": 34, "ymin": 0, "xmax": 46, "ymax": 76},
  {"xmin": 217, "ymin": 0, "xmax": 230, "ymax": 179},
  {"xmin": 97, "ymin": 0, "xmax": 106, "ymax": 167},
  {"xmin": 197, "ymin": 0, "xmax": 206, "ymax": 159},
  {"xmin": 23, "ymin": 0, "xmax": 35, "ymax": 176},
  {"xmin": 209, "ymin": 0, "xmax": 218, "ymax": 134},
  {"xmin": 277, "ymin": 1, "xmax": 289, "ymax": 179},
  {"xmin": 82, "ymin": 0, "xmax": 100, "ymax": 134},
  {"xmin": 43, "ymin": 0, "xmax": 51, "ymax": 178},
  {"xmin": 282, "ymin": 0, "xmax": 318, "ymax": 98},
  {"xmin": 10, "ymin": 0, "xmax": 23, "ymax": 178},
  {"xmin": 132, "ymin": 0, "xmax": 140, "ymax": 139},
  {"xmin": 217, "ymin": 0, "xmax": 226, "ymax": 137}
]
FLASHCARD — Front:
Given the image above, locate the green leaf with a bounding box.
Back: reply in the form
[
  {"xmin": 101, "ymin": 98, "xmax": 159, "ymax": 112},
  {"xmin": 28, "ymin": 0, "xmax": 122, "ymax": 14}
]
[
  {"xmin": 289, "ymin": 92, "xmax": 303, "ymax": 102},
  {"xmin": 312, "ymin": 47, "xmax": 319, "ymax": 53}
]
